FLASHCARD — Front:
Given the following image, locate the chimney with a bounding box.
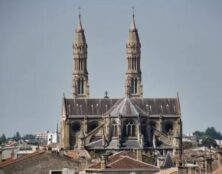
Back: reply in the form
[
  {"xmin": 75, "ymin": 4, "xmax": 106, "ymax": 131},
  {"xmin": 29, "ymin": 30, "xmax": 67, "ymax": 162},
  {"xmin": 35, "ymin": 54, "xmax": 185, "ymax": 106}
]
[
  {"xmin": 136, "ymin": 149, "xmax": 142, "ymax": 161},
  {"xmin": 100, "ymin": 154, "xmax": 107, "ymax": 169}
]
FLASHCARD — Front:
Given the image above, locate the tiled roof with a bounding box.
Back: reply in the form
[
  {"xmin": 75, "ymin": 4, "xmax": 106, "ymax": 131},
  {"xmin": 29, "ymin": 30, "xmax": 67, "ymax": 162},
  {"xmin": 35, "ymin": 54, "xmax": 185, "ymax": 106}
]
[
  {"xmin": 0, "ymin": 150, "xmax": 45, "ymax": 168},
  {"xmin": 65, "ymin": 149, "xmax": 91, "ymax": 160},
  {"xmin": 154, "ymin": 167, "xmax": 178, "ymax": 174},
  {"xmin": 213, "ymin": 166, "xmax": 222, "ymax": 174},
  {"xmin": 64, "ymin": 97, "xmax": 180, "ymax": 116},
  {"xmin": 89, "ymin": 151, "xmax": 158, "ymax": 170}
]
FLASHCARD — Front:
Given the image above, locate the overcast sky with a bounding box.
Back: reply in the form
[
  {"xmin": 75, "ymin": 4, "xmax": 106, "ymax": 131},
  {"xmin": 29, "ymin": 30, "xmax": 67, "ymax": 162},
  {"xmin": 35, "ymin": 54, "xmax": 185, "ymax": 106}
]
[{"xmin": 0, "ymin": 0, "xmax": 222, "ymax": 136}]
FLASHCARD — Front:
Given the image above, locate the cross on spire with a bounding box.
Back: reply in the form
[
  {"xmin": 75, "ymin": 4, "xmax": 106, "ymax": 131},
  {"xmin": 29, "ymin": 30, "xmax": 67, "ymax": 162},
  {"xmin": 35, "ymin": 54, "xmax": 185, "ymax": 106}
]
[
  {"xmin": 130, "ymin": 6, "xmax": 136, "ymax": 31},
  {"xmin": 76, "ymin": 7, "xmax": 83, "ymax": 32},
  {"xmin": 78, "ymin": 7, "xmax": 81, "ymax": 16},
  {"xmin": 132, "ymin": 6, "xmax": 135, "ymax": 17}
]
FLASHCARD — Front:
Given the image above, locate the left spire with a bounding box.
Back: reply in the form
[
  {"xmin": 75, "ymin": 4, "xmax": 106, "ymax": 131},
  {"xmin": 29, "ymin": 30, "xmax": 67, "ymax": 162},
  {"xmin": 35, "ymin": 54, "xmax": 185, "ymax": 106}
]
[{"xmin": 72, "ymin": 8, "xmax": 90, "ymax": 98}]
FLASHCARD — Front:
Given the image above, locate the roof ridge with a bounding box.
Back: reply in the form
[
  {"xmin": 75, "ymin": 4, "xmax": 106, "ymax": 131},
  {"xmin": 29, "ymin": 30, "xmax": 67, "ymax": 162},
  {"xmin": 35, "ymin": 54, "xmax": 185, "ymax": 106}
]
[
  {"xmin": 107, "ymin": 156, "xmax": 125, "ymax": 166},
  {"xmin": 0, "ymin": 150, "xmax": 45, "ymax": 168},
  {"xmin": 121, "ymin": 155, "xmax": 159, "ymax": 168}
]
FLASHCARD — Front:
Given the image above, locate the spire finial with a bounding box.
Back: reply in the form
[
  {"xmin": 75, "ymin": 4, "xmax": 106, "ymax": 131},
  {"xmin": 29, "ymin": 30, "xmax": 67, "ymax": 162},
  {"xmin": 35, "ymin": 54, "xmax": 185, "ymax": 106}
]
[
  {"xmin": 76, "ymin": 7, "xmax": 83, "ymax": 32},
  {"xmin": 78, "ymin": 7, "xmax": 81, "ymax": 17},
  {"xmin": 130, "ymin": 6, "xmax": 136, "ymax": 31}
]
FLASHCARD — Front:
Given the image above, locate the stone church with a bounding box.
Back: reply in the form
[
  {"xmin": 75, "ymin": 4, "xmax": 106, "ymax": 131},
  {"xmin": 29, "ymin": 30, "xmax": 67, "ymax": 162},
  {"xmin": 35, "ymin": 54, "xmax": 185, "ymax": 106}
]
[{"xmin": 60, "ymin": 13, "xmax": 182, "ymax": 157}]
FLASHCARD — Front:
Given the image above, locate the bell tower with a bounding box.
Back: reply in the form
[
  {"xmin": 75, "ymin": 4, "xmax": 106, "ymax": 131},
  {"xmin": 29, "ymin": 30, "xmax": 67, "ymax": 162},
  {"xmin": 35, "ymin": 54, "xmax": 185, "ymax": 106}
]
[
  {"xmin": 125, "ymin": 11, "xmax": 143, "ymax": 98},
  {"xmin": 72, "ymin": 11, "xmax": 89, "ymax": 98}
]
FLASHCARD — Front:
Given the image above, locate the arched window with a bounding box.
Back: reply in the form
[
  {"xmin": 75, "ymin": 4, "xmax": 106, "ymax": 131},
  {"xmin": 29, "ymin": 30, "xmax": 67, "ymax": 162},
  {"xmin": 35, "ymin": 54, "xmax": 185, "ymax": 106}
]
[
  {"xmin": 141, "ymin": 119, "xmax": 147, "ymax": 137},
  {"xmin": 72, "ymin": 122, "xmax": 81, "ymax": 133},
  {"xmin": 149, "ymin": 121, "xmax": 156, "ymax": 135},
  {"xmin": 78, "ymin": 79, "xmax": 84, "ymax": 94},
  {"xmin": 112, "ymin": 120, "xmax": 118, "ymax": 137},
  {"xmin": 163, "ymin": 121, "xmax": 173, "ymax": 134},
  {"xmin": 131, "ymin": 78, "xmax": 137, "ymax": 94},
  {"xmin": 124, "ymin": 120, "xmax": 136, "ymax": 137},
  {"xmin": 87, "ymin": 121, "xmax": 99, "ymax": 133}
]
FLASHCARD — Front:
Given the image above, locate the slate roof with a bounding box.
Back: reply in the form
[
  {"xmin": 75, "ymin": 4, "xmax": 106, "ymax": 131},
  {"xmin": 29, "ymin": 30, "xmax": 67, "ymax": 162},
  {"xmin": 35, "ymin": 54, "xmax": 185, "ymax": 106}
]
[
  {"xmin": 63, "ymin": 97, "xmax": 180, "ymax": 116},
  {"xmin": 85, "ymin": 138, "xmax": 142, "ymax": 149},
  {"xmin": 106, "ymin": 97, "xmax": 147, "ymax": 116}
]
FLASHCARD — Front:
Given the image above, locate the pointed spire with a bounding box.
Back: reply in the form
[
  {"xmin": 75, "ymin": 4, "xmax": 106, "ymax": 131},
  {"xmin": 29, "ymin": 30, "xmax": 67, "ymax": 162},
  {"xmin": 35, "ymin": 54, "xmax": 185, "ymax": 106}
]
[
  {"xmin": 130, "ymin": 7, "xmax": 137, "ymax": 31},
  {"xmin": 127, "ymin": 7, "xmax": 140, "ymax": 45},
  {"xmin": 76, "ymin": 7, "xmax": 83, "ymax": 32}
]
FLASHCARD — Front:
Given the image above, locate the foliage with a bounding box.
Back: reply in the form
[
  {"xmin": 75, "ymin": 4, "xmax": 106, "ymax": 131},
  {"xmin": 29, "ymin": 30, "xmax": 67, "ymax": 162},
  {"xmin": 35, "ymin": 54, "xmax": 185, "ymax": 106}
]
[
  {"xmin": 183, "ymin": 141, "xmax": 193, "ymax": 149},
  {"xmin": 0, "ymin": 133, "xmax": 7, "ymax": 145},
  {"xmin": 193, "ymin": 127, "xmax": 222, "ymax": 140},
  {"xmin": 201, "ymin": 137, "xmax": 217, "ymax": 148},
  {"xmin": 13, "ymin": 131, "xmax": 21, "ymax": 141},
  {"xmin": 193, "ymin": 131, "xmax": 205, "ymax": 139},
  {"xmin": 205, "ymin": 127, "xmax": 222, "ymax": 140},
  {"xmin": 22, "ymin": 134, "xmax": 36, "ymax": 140}
]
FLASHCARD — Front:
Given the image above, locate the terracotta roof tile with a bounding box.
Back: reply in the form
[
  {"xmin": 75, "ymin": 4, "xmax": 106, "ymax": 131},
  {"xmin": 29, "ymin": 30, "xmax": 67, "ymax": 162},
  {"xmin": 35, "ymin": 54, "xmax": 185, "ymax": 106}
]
[
  {"xmin": 89, "ymin": 151, "xmax": 158, "ymax": 170},
  {"xmin": 0, "ymin": 150, "xmax": 45, "ymax": 168}
]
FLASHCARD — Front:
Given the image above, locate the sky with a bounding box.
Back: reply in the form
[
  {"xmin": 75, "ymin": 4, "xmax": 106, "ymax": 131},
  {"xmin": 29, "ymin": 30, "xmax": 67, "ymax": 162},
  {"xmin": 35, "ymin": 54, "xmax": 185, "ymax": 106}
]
[{"xmin": 0, "ymin": 0, "xmax": 222, "ymax": 137}]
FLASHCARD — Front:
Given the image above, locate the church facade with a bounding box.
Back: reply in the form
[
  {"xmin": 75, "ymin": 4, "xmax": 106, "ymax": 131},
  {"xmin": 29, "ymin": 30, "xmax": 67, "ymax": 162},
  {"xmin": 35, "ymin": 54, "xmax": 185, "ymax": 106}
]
[{"xmin": 60, "ymin": 13, "xmax": 182, "ymax": 157}]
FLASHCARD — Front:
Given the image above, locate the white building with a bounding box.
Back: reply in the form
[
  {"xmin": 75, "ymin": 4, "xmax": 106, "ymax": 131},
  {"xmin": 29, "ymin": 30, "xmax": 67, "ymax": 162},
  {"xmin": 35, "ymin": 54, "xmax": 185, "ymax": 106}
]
[{"xmin": 47, "ymin": 131, "xmax": 59, "ymax": 145}]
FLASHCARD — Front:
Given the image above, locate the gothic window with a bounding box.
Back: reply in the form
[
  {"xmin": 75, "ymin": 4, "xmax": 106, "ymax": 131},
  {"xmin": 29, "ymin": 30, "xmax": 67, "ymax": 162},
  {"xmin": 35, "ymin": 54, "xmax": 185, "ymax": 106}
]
[
  {"xmin": 163, "ymin": 121, "xmax": 173, "ymax": 134},
  {"xmin": 87, "ymin": 121, "xmax": 99, "ymax": 133},
  {"xmin": 72, "ymin": 121, "xmax": 81, "ymax": 133},
  {"xmin": 131, "ymin": 78, "xmax": 137, "ymax": 94},
  {"xmin": 78, "ymin": 79, "xmax": 84, "ymax": 94},
  {"xmin": 112, "ymin": 120, "xmax": 118, "ymax": 137},
  {"xmin": 124, "ymin": 120, "xmax": 136, "ymax": 137},
  {"xmin": 141, "ymin": 119, "xmax": 147, "ymax": 137},
  {"xmin": 149, "ymin": 121, "xmax": 156, "ymax": 135}
]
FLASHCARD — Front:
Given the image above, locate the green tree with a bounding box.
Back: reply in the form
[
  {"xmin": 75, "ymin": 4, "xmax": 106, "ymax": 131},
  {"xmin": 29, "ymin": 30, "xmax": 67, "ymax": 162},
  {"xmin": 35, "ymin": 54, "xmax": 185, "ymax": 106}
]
[
  {"xmin": 22, "ymin": 134, "xmax": 36, "ymax": 140},
  {"xmin": 202, "ymin": 137, "xmax": 217, "ymax": 148},
  {"xmin": 205, "ymin": 127, "xmax": 222, "ymax": 140},
  {"xmin": 1, "ymin": 133, "xmax": 6, "ymax": 143},
  {"xmin": 193, "ymin": 131, "xmax": 205, "ymax": 139},
  {"xmin": 183, "ymin": 141, "xmax": 193, "ymax": 149},
  {"xmin": 0, "ymin": 133, "xmax": 6, "ymax": 145},
  {"xmin": 13, "ymin": 131, "xmax": 21, "ymax": 141}
]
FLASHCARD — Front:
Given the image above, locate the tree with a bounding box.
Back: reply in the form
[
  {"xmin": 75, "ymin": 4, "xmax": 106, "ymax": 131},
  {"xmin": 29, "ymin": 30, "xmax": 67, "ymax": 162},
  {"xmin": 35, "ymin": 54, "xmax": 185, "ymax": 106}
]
[
  {"xmin": 183, "ymin": 141, "xmax": 193, "ymax": 149},
  {"xmin": 22, "ymin": 134, "xmax": 36, "ymax": 140},
  {"xmin": 1, "ymin": 133, "xmax": 6, "ymax": 143},
  {"xmin": 193, "ymin": 131, "xmax": 205, "ymax": 139},
  {"xmin": 205, "ymin": 127, "xmax": 222, "ymax": 140},
  {"xmin": 193, "ymin": 127, "xmax": 222, "ymax": 141},
  {"xmin": 0, "ymin": 133, "xmax": 7, "ymax": 145},
  {"xmin": 202, "ymin": 137, "xmax": 217, "ymax": 148},
  {"xmin": 13, "ymin": 131, "xmax": 21, "ymax": 141}
]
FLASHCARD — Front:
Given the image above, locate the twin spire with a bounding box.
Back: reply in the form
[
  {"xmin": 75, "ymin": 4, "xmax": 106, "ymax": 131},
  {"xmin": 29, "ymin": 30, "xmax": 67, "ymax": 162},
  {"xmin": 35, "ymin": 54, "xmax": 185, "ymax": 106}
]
[{"xmin": 72, "ymin": 10, "xmax": 142, "ymax": 98}]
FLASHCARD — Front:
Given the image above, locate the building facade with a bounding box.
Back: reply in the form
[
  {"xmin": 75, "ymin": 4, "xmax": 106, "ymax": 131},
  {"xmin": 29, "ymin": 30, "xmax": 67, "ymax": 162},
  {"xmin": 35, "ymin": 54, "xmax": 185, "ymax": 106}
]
[{"xmin": 60, "ymin": 13, "xmax": 182, "ymax": 157}]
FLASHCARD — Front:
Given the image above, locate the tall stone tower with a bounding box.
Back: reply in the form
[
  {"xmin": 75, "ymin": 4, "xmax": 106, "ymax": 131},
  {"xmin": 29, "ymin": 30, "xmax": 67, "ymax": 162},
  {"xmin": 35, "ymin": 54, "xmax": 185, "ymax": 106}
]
[
  {"xmin": 72, "ymin": 13, "xmax": 89, "ymax": 98},
  {"xmin": 125, "ymin": 13, "xmax": 143, "ymax": 98}
]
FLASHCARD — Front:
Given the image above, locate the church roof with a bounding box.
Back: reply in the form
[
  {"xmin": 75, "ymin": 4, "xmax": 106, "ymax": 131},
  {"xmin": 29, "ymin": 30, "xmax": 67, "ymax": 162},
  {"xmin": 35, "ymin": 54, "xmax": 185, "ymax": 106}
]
[
  {"xmin": 106, "ymin": 97, "xmax": 147, "ymax": 116},
  {"xmin": 63, "ymin": 97, "xmax": 180, "ymax": 117}
]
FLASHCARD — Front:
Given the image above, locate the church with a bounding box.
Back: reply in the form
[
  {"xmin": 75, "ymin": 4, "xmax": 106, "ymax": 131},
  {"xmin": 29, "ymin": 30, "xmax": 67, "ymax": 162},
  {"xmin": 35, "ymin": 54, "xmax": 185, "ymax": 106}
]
[{"xmin": 60, "ymin": 12, "xmax": 182, "ymax": 157}]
